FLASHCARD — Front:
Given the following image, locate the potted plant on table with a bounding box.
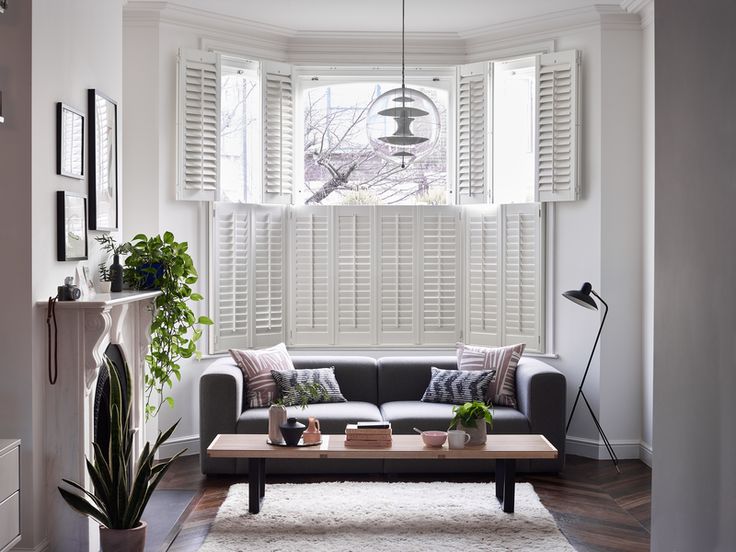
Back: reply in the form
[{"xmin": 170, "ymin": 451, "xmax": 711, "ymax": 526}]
[
  {"xmin": 123, "ymin": 232, "xmax": 213, "ymax": 419},
  {"xmin": 58, "ymin": 357, "xmax": 185, "ymax": 552},
  {"xmin": 270, "ymin": 383, "xmax": 329, "ymax": 446},
  {"xmin": 449, "ymin": 401, "xmax": 494, "ymax": 446}
]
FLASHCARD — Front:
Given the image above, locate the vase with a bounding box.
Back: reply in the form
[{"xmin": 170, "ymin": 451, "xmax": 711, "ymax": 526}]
[
  {"xmin": 458, "ymin": 420, "xmax": 487, "ymax": 446},
  {"xmin": 96, "ymin": 280, "xmax": 112, "ymax": 294},
  {"xmin": 99, "ymin": 521, "xmax": 147, "ymax": 552},
  {"xmin": 279, "ymin": 417, "xmax": 306, "ymax": 446},
  {"xmin": 268, "ymin": 404, "xmax": 287, "ymax": 444},
  {"xmin": 302, "ymin": 416, "xmax": 321, "ymax": 444},
  {"xmin": 110, "ymin": 254, "xmax": 123, "ymax": 292}
]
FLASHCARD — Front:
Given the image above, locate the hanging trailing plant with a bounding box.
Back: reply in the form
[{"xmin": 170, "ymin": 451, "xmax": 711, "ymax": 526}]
[{"xmin": 124, "ymin": 231, "xmax": 213, "ymax": 419}]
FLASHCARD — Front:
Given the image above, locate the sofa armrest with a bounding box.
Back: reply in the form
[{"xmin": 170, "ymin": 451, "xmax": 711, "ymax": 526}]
[
  {"xmin": 199, "ymin": 357, "xmax": 244, "ymax": 474},
  {"xmin": 515, "ymin": 358, "xmax": 566, "ymax": 472}
]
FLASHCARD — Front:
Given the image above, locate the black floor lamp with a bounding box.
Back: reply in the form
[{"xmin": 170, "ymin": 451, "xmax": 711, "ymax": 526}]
[{"xmin": 562, "ymin": 282, "xmax": 620, "ymax": 473}]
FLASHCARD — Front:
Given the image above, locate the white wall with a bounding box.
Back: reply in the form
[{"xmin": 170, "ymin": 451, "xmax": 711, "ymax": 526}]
[
  {"xmin": 123, "ymin": 5, "xmax": 649, "ymax": 463},
  {"xmin": 652, "ymin": 0, "xmax": 736, "ymax": 550}
]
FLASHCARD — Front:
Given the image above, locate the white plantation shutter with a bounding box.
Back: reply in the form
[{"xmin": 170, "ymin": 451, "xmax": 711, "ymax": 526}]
[
  {"xmin": 262, "ymin": 61, "xmax": 294, "ymax": 204},
  {"xmin": 456, "ymin": 62, "xmax": 490, "ymax": 204},
  {"xmin": 376, "ymin": 207, "xmax": 417, "ymax": 345},
  {"xmin": 503, "ymin": 203, "xmax": 544, "ymax": 351},
  {"xmin": 419, "ymin": 206, "xmax": 462, "ymax": 344},
  {"xmin": 334, "ymin": 207, "xmax": 374, "ymax": 345},
  {"xmin": 252, "ymin": 205, "xmax": 286, "ymax": 346},
  {"xmin": 177, "ymin": 49, "xmax": 220, "ymax": 201},
  {"xmin": 536, "ymin": 50, "xmax": 580, "ymax": 202},
  {"xmin": 465, "ymin": 205, "xmax": 501, "ymax": 346},
  {"xmin": 212, "ymin": 203, "xmax": 249, "ymax": 352},
  {"xmin": 290, "ymin": 207, "xmax": 332, "ymax": 345}
]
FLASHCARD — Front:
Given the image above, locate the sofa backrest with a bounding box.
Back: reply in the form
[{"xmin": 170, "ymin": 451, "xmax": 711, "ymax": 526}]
[
  {"xmin": 377, "ymin": 356, "xmax": 457, "ymax": 403},
  {"xmin": 291, "ymin": 356, "xmax": 378, "ymax": 404}
]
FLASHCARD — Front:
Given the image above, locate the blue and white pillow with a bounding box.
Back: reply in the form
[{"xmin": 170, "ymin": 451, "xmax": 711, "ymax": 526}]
[
  {"xmin": 271, "ymin": 367, "xmax": 346, "ymax": 405},
  {"xmin": 421, "ymin": 367, "xmax": 495, "ymax": 405}
]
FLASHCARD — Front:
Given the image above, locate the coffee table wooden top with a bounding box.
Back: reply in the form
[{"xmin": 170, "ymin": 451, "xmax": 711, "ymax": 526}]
[{"xmin": 208, "ymin": 434, "xmax": 557, "ymax": 460}]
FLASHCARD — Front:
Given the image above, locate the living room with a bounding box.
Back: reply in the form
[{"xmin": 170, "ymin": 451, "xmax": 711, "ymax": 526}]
[{"xmin": 0, "ymin": 0, "xmax": 734, "ymax": 551}]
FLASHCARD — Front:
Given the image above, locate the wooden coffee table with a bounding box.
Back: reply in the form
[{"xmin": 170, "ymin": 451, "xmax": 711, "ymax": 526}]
[{"xmin": 208, "ymin": 434, "xmax": 557, "ymax": 514}]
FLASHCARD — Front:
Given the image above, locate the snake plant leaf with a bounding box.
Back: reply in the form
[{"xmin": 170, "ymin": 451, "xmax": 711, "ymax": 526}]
[
  {"xmin": 58, "ymin": 486, "xmax": 110, "ymax": 528},
  {"xmin": 60, "ymin": 478, "xmax": 108, "ymax": 516}
]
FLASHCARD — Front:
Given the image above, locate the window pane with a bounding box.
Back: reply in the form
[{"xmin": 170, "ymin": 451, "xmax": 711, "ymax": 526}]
[
  {"xmin": 301, "ymin": 82, "xmax": 449, "ymax": 205},
  {"xmin": 493, "ymin": 58, "xmax": 535, "ymax": 204},
  {"xmin": 220, "ymin": 64, "xmax": 260, "ymax": 203}
]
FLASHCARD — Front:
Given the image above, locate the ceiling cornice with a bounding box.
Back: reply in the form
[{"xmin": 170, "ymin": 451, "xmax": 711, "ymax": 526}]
[
  {"xmin": 620, "ymin": 0, "xmax": 654, "ymax": 28},
  {"xmin": 124, "ymin": 1, "xmax": 644, "ymax": 63}
]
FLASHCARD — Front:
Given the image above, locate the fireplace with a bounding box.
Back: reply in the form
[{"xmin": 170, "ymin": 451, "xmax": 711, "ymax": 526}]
[{"xmin": 40, "ymin": 290, "xmax": 159, "ymax": 551}]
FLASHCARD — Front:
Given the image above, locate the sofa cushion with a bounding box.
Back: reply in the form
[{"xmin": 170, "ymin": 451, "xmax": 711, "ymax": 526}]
[
  {"xmin": 237, "ymin": 401, "xmax": 383, "ymax": 435},
  {"xmin": 271, "ymin": 367, "xmax": 347, "ymax": 405},
  {"xmin": 229, "ymin": 343, "xmax": 295, "ymax": 408},
  {"xmin": 421, "ymin": 367, "xmax": 494, "ymax": 404},
  {"xmin": 457, "ymin": 343, "xmax": 526, "ymax": 408},
  {"xmin": 377, "ymin": 356, "xmax": 457, "ymax": 403},
  {"xmin": 291, "ymin": 356, "xmax": 378, "ymax": 404},
  {"xmin": 380, "ymin": 401, "xmax": 531, "ymax": 435}
]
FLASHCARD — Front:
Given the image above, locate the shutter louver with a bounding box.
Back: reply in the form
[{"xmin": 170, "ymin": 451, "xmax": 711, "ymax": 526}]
[
  {"xmin": 503, "ymin": 203, "xmax": 544, "ymax": 351},
  {"xmin": 290, "ymin": 207, "xmax": 332, "ymax": 345},
  {"xmin": 457, "ymin": 62, "xmax": 489, "ymax": 204},
  {"xmin": 536, "ymin": 50, "xmax": 580, "ymax": 202},
  {"xmin": 212, "ymin": 203, "xmax": 249, "ymax": 352},
  {"xmin": 253, "ymin": 205, "xmax": 286, "ymax": 346},
  {"xmin": 465, "ymin": 206, "xmax": 501, "ymax": 346},
  {"xmin": 262, "ymin": 61, "xmax": 294, "ymax": 204},
  {"xmin": 334, "ymin": 207, "xmax": 374, "ymax": 345},
  {"xmin": 376, "ymin": 207, "xmax": 417, "ymax": 345},
  {"xmin": 420, "ymin": 206, "xmax": 461, "ymax": 344},
  {"xmin": 177, "ymin": 49, "xmax": 220, "ymax": 201}
]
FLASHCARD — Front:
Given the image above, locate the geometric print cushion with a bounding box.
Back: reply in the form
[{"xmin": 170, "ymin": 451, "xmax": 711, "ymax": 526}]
[
  {"xmin": 229, "ymin": 343, "xmax": 295, "ymax": 408},
  {"xmin": 271, "ymin": 367, "xmax": 347, "ymax": 405},
  {"xmin": 457, "ymin": 342, "xmax": 526, "ymax": 408},
  {"xmin": 420, "ymin": 367, "xmax": 494, "ymax": 405}
]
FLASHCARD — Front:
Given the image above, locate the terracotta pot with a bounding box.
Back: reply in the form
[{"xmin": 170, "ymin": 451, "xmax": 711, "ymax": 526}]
[
  {"xmin": 458, "ymin": 420, "xmax": 487, "ymax": 446},
  {"xmin": 302, "ymin": 416, "xmax": 321, "ymax": 444},
  {"xmin": 99, "ymin": 521, "xmax": 147, "ymax": 552}
]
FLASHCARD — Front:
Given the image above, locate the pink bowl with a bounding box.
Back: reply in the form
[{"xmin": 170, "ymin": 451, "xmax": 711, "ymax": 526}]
[{"xmin": 421, "ymin": 431, "xmax": 448, "ymax": 447}]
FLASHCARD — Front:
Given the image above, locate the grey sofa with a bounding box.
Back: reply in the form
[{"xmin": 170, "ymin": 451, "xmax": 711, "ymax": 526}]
[{"xmin": 200, "ymin": 355, "xmax": 566, "ymax": 475}]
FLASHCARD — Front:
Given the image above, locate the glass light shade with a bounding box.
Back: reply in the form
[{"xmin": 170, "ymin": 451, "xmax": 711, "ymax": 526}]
[{"xmin": 366, "ymin": 87, "xmax": 440, "ymax": 166}]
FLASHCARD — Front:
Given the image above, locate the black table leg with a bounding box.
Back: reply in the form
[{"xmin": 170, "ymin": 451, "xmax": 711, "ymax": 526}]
[
  {"xmin": 248, "ymin": 458, "xmax": 264, "ymax": 514},
  {"xmin": 259, "ymin": 458, "xmax": 266, "ymax": 498},
  {"xmin": 496, "ymin": 459, "xmax": 516, "ymax": 513}
]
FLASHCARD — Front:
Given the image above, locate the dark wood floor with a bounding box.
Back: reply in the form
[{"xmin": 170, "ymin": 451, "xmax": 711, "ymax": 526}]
[{"xmin": 159, "ymin": 454, "xmax": 651, "ymax": 552}]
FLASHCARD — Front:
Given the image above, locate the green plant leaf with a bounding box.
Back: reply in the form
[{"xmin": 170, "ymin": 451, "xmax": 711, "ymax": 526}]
[
  {"xmin": 197, "ymin": 315, "xmax": 214, "ymax": 325},
  {"xmin": 58, "ymin": 486, "xmax": 110, "ymax": 528}
]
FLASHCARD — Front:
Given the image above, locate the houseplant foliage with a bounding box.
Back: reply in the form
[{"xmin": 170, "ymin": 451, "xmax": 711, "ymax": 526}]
[
  {"xmin": 449, "ymin": 401, "xmax": 494, "ymax": 445},
  {"xmin": 274, "ymin": 382, "xmax": 329, "ymax": 409},
  {"xmin": 124, "ymin": 231, "xmax": 213, "ymax": 418},
  {"xmin": 94, "ymin": 234, "xmax": 130, "ymax": 283},
  {"xmin": 58, "ymin": 357, "xmax": 185, "ymax": 550}
]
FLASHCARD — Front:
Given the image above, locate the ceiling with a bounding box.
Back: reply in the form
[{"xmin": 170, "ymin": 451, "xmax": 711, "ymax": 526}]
[{"xmin": 145, "ymin": 0, "xmax": 614, "ymax": 34}]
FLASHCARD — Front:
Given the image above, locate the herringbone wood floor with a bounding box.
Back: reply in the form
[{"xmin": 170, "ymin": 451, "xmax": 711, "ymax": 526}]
[{"xmin": 159, "ymin": 454, "xmax": 651, "ymax": 552}]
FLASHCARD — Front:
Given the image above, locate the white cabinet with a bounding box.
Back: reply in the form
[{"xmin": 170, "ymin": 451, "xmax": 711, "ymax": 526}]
[{"xmin": 0, "ymin": 440, "xmax": 20, "ymax": 552}]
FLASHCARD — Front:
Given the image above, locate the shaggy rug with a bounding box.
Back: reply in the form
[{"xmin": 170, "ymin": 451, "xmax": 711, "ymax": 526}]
[{"xmin": 199, "ymin": 481, "xmax": 575, "ymax": 551}]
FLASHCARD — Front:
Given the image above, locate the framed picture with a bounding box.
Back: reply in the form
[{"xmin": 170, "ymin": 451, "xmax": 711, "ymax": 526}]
[
  {"xmin": 56, "ymin": 103, "xmax": 85, "ymax": 179},
  {"xmin": 88, "ymin": 89, "xmax": 118, "ymax": 231},
  {"xmin": 57, "ymin": 191, "xmax": 88, "ymax": 261}
]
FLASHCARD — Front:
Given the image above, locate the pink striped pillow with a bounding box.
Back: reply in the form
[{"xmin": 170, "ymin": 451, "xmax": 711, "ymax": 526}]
[
  {"xmin": 456, "ymin": 343, "xmax": 526, "ymax": 408},
  {"xmin": 229, "ymin": 343, "xmax": 295, "ymax": 408}
]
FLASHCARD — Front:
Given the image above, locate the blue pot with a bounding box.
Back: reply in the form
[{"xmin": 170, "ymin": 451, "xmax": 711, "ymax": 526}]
[{"xmin": 137, "ymin": 262, "xmax": 164, "ymax": 290}]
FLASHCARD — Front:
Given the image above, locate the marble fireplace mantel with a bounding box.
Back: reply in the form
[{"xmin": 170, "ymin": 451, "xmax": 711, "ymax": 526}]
[{"xmin": 39, "ymin": 290, "xmax": 160, "ymax": 551}]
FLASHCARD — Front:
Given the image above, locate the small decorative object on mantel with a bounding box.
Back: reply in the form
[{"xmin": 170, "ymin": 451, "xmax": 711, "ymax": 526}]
[
  {"xmin": 449, "ymin": 401, "xmax": 493, "ymax": 446},
  {"xmin": 56, "ymin": 191, "xmax": 88, "ymax": 261},
  {"xmin": 279, "ymin": 417, "xmax": 306, "ymax": 447},
  {"xmin": 94, "ymin": 235, "xmax": 130, "ymax": 293},
  {"xmin": 88, "ymin": 89, "xmax": 119, "ymax": 231}
]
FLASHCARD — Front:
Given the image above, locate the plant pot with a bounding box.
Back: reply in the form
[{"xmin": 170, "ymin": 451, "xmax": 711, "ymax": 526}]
[
  {"xmin": 99, "ymin": 521, "xmax": 147, "ymax": 552},
  {"xmin": 96, "ymin": 280, "xmax": 112, "ymax": 294},
  {"xmin": 137, "ymin": 262, "xmax": 164, "ymax": 290},
  {"xmin": 458, "ymin": 420, "xmax": 487, "ymax": 446}
]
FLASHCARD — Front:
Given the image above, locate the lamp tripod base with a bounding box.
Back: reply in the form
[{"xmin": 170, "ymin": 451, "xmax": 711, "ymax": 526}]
[{"xmin": 567, "ymin": 388, "xmax": 621, "ymax": 474}]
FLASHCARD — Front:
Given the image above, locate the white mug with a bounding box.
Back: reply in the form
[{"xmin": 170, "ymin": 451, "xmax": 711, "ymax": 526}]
[{"xmin": 448, "ymin": 430, "xmax": 471, "ymax": 449}]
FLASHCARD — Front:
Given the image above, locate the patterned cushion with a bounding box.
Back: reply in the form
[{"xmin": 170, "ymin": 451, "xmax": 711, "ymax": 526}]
[
  {"xmin": 271, "ymin": 368, "xmax": 347, "ymax": 405},
  {"xmin": 420, "ymin": 367, "xmax": 494, "ymax": 405},
  {"xmin": 457, "ymin": 343, "xmax": 526, "ymax": 408},
  {"xmin": 229, "ymin": 343, "xmax": 295, "ymax": 408}
]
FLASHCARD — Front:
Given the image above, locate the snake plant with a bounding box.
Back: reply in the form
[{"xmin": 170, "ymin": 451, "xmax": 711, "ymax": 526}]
[{"xmin": 58, "ymin": 356, "xmax": 185, "ymax": 529}]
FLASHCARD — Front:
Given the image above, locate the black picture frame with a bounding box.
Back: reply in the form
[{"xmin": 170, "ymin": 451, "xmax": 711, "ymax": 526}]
[
  {"xmin": 56, "ymin": 103, "xmax": 85, "ymax": 179},
  {"xmin": 88, "ymin": 89, "xmax": 119, "ymax": 231},
  {"xmin": 57, "ymin": 191, "xmax": 89, "ymax": 261}
]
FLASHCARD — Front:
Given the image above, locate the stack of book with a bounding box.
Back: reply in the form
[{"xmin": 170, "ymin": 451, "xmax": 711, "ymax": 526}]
[{"xmin": 344, "ymin": 422, "xmax": 392, "ymax": 448}]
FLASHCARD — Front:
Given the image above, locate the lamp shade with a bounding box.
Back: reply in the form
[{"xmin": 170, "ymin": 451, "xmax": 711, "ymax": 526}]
[{"xmin": 562, "ymin": 282, "xmax": 598, "ymax": 310}]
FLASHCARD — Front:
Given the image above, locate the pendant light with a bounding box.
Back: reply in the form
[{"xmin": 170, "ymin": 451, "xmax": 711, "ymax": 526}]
[{"xmin": 366, "ymin": 0, "xmax": 440, "ymax": 168}]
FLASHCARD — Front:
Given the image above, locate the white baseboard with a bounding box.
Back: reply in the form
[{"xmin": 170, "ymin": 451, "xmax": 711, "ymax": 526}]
[
  {"xmin": 158, "ymin": 434, "xmax": 200, "ymax": 459},
  {"xmin": 639, "ymin": 441, "xmax": 653, "ymax": 467},
  {"xmin": 13, "ymin": 538, "xmax": 49, "ymax": 552},
  {"xmin": 565, "ymin": 435, "xmax": 644, "ymax": 461}
]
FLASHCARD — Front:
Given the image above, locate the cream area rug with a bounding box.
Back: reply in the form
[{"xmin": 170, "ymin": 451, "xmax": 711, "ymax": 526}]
[{"xmin": 199, "ymin": 481, "xmax": 575, "ymax": 551}]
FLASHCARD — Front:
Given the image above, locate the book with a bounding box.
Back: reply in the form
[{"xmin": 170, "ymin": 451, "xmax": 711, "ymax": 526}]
[
  {"xmin": 345, "ymin": 423, "xmax": 392, "ymax": 436},
  {"xmin": 356, "ymin": 421, "xmax": 391, "ymax": 429},
  {"xmin": 345, "ymin": 432, "xmax": 392, "ymax": 441},
  {"xmin": 344, "ymin": 439, "xmax": 393, "ymax": 448}
]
